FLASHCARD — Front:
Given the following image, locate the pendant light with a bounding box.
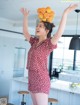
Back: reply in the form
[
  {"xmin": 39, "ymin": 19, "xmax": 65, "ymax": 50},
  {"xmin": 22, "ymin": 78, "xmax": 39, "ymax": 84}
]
[
  {"xmin": 69, "ymin": 9, "xmax": 80, "ymax": 50},
  {"xmin": 69, "ymin": 9, "xmax": 80, "ymax": 70}
]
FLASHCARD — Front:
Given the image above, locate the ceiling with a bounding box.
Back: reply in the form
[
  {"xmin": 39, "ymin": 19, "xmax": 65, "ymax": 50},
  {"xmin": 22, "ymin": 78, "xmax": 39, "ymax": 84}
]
[{"xmin": 0, "ymin": 0, "xmax": 80, "ymax": 30}]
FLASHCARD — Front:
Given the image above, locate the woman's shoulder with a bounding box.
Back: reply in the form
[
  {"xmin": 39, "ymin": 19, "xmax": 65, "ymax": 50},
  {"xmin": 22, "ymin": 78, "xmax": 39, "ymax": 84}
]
[{"xmin": 29, "ymin": 36, "xmax": 38, "ymax": 46}]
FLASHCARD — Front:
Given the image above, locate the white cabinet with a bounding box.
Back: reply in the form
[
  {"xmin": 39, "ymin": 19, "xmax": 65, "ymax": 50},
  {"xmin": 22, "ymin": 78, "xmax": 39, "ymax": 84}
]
[
  {"xmin": 57, "ymin": 91, "xmax": 80, "ymax": 105},
  {"xmin": 49, "ymin": 89, "xmax": 80, "ymax": 105},
  {"xmin": 49, "ymin": 89, "xmax": 58, "ymax": 105},
  {"xmin": 49, "ymin": 89, "xmax": 58, "ymax": 99},
  {"xmin": 49, "ymin": 89, "xmax": 70, "ymax": 105},
  {"xmin": 57, "ymin": 90, "xmax": 70, "ymax": 105},
  {"xmin": 69, "ymin": 92, "xmax": 80, "ymax": 105}
]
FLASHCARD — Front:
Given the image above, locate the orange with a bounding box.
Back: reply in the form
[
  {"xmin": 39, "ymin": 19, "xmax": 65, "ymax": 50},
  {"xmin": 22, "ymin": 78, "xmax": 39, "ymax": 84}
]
[
  {"xmin": 46, "ymin": 7, "xmax": 51, "ymax": 13},
  {"xmin": 47, "ymin": 17, "xmax": 53, "ymax": 23},
  {"xmin": 38, "ymin": 13, "xmax": 43, "ymax": 19},
  {"xmin": 41, "ymin": 8, "xmax": 46, "ymax": 14},
  {"xmin": 44, "ymin": 13, "xmax": 50, "ymax": 19},
  {"xmin": 42, "ymin": 18, "xmax": 46, "ymax": 21}
]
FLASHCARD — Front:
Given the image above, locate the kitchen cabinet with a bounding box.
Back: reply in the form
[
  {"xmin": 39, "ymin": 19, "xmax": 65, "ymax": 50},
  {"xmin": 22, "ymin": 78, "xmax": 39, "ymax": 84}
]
[
  {"xmin": 49, "ymin": 89, "xmax": 58, "ymax": 99},
  {"xmin": 69, "ymin": 92, "xmax": 80, "ymax": 105},
  {"xmin": 49, "ymin": 89, "xmax": 80, "ymax": 105},
  {"xmin": 57, "ymin": 90, "xmax": 70, "ymax": 105}
]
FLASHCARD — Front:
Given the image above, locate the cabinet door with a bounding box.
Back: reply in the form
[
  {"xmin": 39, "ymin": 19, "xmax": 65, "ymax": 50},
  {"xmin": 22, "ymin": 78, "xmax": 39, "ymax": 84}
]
[
  {"xmin": 70, "ymin": 92, "xmax": 80, "ymax": 105},
  {"xmin": 57, "ymin": 90, "xmax": 70, "ymax": 105},
  {"xmin": 9, "ymin": 81, "xmax": 22, "ymax": 105},
  {"xmin": 49, "ymin": 89, "xmax": 58, "ymax": 105},
  {"xmin": 49, "ymin": 89, "xmax": 58, "ymax": 99}
]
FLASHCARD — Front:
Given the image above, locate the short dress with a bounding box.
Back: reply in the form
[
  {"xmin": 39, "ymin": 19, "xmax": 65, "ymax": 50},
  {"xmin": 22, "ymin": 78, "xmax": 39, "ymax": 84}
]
[{"xmin": 26, "ymin": 36, "xmax": 57, "ymax": 94}]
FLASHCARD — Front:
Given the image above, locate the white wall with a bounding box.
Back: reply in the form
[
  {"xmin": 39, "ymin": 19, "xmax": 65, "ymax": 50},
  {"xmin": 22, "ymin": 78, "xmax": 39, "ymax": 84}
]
[
  {"xmin": 0, "ymin": 18, "xmax": 35, "ymax": 79},
  {"xmin": 0, "ymin": 30, "xmax": 31, "ymax": 96},
  {"xmin": 0, "ymin": 31, "xmax": 30, "ymax": 79},
  {"xmin": 0, "ymin": 18, "xmax": 32, "ymax": 97}
]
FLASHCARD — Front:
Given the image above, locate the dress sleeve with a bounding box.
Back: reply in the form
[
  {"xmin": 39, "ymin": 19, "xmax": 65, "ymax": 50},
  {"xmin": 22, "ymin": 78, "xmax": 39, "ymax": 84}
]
[
  {"xmin": 45, "ymin": 38, "xmax": 57, "ymax": 54},
  {"xmin": 29, "ymin": 36, "xmax": 37, "ymax": 46}
]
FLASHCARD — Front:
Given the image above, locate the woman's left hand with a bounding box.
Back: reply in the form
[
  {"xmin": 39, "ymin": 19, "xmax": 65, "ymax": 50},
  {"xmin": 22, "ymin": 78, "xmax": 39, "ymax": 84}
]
[{"xmin": 64, "ymin": 4, "xmax": 78, "ymax": 14}]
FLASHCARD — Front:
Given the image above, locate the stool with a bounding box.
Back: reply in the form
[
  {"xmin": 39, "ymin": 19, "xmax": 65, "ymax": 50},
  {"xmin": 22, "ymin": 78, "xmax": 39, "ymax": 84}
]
[
  {"xmin": 48, "ymin": 98, "xmax": 58, "ymax": 105},
  {"xmin": 18, "ymin": 91, "xmax": 29, "ymax": 105}
]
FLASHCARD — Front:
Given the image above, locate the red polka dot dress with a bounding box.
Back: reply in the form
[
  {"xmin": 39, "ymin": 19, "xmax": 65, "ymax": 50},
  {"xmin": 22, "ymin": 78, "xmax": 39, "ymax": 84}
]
[{"xmin": 26, "ymin": 36, "xmax": 57, "ymax": 94}]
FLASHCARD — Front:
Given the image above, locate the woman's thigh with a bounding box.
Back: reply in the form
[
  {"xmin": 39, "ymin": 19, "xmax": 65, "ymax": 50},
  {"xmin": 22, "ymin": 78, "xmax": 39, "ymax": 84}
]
[
  {"xmin": 34, "ymin": 92, "xmax": 48, "ymax": 105},
  {"xmin": 29, "ymin": 91, "xmax": 37, "ymax": 105}
]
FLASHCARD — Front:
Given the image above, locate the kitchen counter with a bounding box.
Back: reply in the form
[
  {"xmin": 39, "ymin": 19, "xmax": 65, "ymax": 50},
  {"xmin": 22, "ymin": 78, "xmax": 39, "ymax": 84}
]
[{"xmin": 13, "ymin": 77, "xmax": 80, "ymax": 95}]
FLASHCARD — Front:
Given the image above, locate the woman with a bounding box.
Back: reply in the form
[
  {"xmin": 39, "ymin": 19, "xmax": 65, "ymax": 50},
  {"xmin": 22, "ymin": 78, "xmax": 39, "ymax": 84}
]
[{"xmin": 21, "ymin": 4, "xmax": 78, "ymax": 105}]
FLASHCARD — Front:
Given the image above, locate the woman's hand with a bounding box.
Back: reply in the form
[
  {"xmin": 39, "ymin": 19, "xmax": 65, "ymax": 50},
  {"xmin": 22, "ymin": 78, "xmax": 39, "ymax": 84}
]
[
  {"xmin": 20, "ymin": 8, "xmax": 29, "ymax": 17},
  {"xmin": 64, "ymin": 4, "xmax": 78, "ymax": 15},
  {"xmin": 20, "ymin": 8, "xmax": 31, "ymax": 41}
]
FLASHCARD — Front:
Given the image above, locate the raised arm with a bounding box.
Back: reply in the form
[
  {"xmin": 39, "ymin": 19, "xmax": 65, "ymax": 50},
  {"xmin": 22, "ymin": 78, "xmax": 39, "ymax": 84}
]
[
  {"xmin": 51, "ymin": 4, "xmax": 78, "ymax": 45},
  {"xmin": 21, "ymin": 8, "xmax": 31, "ymax": 41}
]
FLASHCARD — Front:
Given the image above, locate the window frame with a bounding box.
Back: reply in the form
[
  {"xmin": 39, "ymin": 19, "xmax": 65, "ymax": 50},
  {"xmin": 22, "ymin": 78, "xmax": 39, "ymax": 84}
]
[{"xmin": 49, "ymin": 35, "xmax": 80, "ymax": 79}]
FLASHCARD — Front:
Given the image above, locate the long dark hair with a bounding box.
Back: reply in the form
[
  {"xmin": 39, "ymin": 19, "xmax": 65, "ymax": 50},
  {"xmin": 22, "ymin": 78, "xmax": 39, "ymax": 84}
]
[{"xmin": 42, "ymin": 21, "xmax": 55, "ymax": 38}]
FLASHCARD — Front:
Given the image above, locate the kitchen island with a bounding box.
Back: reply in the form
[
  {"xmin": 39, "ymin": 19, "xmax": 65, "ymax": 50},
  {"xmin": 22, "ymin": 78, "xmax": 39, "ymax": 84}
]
[{"xmin": 9, "ymin": 77, "xmax": 80, "ymax": 105}]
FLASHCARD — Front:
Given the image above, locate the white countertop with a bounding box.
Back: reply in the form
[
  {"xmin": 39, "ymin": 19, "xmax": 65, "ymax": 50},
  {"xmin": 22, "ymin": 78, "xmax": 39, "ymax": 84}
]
[
  {"xmin": 13, "ymin": 77, "xmax": 80, "ymax": 95},
  {"xmin": 51, "ymin": 80, "xmax": 80, "ymax": 94}
]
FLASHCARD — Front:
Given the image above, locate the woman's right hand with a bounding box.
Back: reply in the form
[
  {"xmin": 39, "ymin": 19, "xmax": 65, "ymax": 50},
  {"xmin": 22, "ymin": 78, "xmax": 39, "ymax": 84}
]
[{"xmin": 20, "ymin": 8, "xmax": 29, "ymax": 17}]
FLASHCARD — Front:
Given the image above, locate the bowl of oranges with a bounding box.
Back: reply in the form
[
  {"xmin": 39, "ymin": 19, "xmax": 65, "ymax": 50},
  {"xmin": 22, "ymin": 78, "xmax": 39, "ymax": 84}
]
[{"xmin": 37, "ymin": 7, "xmax": 55, "ymax": 23}]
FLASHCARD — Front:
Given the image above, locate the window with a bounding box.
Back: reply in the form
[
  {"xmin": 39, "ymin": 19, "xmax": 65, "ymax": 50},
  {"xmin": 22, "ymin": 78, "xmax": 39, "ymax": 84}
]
[
  {"xmin": 52, "ymin": 37, "xmax": 80, "ymax": 71},
  {"xmin": 13, "ymin": 47, "xmax": 26, "ymax": 77}
]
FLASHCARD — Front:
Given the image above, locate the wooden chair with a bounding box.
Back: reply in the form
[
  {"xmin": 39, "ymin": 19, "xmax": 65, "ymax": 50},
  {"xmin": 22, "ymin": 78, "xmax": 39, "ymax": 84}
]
[
  {"xmin": 18, "ymin": 91, "xmax": 29, "ymax": 105},
  {"xmin": 48, "ymin": 98, "xmax": 58, "ymax": 105}
]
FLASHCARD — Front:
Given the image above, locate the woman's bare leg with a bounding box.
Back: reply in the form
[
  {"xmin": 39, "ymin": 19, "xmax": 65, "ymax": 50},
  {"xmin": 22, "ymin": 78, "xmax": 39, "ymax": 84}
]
[
  {"xmin": 34, "ymin": 93, "xmax": 48, "ymax": 105},
  {"xmin": 29, "ymin": 91, "xmax": 37, "ymax": 105}
]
